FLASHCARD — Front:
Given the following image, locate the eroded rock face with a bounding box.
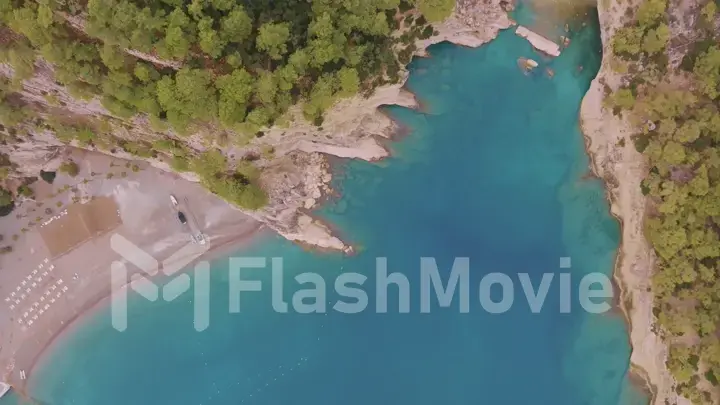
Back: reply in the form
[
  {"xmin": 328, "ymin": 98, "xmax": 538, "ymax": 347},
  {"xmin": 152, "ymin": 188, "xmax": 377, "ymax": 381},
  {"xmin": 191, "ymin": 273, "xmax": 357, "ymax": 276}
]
[
  {"xmin": 4, "ymin": 141, "xmax": 64, "ymax": 175},
  {"xmin": 1, "ymin": 0, "xmax": 512, "ymax": 251}
]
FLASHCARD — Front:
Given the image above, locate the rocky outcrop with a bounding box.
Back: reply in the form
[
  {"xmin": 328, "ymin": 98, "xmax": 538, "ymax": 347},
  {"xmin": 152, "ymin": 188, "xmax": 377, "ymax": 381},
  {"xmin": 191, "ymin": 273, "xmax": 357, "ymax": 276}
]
[
  {"xmin": 416, "ymin": 0, "xmax": 513, "ymax": 52},
  {"xmin": 579, "ymin": 2, "xmax": 686, "ymax": 405},
  {"xmin": 244, "ymin": 0, "xmax": 512, "ymax": 250},
  {"xmin": 667, "ymin": 0, "xmax": 703, "ymax": 70},
  {"xmin": 515, "ymin": 26, "xmax": 561, "ymax": 56}
]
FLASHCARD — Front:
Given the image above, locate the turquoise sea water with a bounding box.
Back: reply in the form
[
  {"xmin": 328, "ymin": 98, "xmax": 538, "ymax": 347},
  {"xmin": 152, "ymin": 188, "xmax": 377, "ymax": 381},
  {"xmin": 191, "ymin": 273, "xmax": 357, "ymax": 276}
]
[{"xmin": 7, "ymin": 9, "xmax": 650, "ymax": 405}]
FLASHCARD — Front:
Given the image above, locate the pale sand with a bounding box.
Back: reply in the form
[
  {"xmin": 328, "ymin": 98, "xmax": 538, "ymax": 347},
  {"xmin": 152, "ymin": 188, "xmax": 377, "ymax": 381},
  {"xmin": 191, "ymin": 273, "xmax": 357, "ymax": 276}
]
[
  {"xmin": 579, "ymin": 1, "xmax": 685, "ymax": 404},
  {"xmin": 0, "ymin": 147, "xmax": 264, "ymax": 396}
]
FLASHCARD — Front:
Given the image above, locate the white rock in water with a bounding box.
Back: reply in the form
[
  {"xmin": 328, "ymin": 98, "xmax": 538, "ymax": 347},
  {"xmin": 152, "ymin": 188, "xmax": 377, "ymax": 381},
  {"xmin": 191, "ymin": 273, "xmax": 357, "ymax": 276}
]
[
  {"xmin": 515, "ymin": 26, "xmax": 561, "ymax": 57},
  {"xmin": 517, "ymin": 57, "xmax": 539, "ymax": 72}
]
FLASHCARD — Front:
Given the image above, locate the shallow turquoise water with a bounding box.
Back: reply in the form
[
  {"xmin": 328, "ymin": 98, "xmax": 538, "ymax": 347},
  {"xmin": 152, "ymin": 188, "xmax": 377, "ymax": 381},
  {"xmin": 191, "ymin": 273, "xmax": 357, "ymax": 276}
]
[{"xmin": 8, "ymin": 10, "xmax": 649, "ymax": 405}]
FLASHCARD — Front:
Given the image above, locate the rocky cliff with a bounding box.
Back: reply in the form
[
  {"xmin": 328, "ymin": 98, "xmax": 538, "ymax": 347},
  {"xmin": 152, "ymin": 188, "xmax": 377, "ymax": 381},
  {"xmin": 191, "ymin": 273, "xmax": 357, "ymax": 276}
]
[{"xmin": 579, "ymin": 1, "xmax": 685, "ymax": 405}]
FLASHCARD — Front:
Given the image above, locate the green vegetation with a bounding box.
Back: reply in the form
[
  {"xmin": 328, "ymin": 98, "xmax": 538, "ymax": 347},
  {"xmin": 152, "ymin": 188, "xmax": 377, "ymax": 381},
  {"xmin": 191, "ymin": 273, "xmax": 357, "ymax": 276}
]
[
  {"xmin": 0, "ymin": 154, "xmax": 12, "ymax": 180},
  {"xmin": 414, "ymin": 0, "xmax": 454, "ymax": 22},
  {"xmin": 17, "ymin": 184, "xmax": 33, "ymax": 197},
  {"xmin": 59, "ymin": 161, "xmax": 80, "ymax": 177},
  {"xmin": 608, "ymin": 0, "xmax": 720, "ymax": 403},
  {"xmin": 0, "ymin": 188, "xmax": 12, "ymax": 206},
  {"xmin": 190, "ymin": 150, "xmax": 267, "ymax": 209},
  {"xmin": 611, "ymin": 0, "xmax": 670, "ymax": 60},
  {"xmin": 0, "ymin": 0, "xmax": 440, "ymax": 131},
  {"xmin": 40, "ymin": 170, "xmax": 56, "ymax": 184},
  {"xmin": 0, "ymin": 0, "xmax": 445, "ymax": 210},
  {"xmin": 0, "ymin": 77, "xmax": 31, "ymax": 127},
  {"xmin": 0, "ymin": 187, "xmax": 13, "ymax": 216}
]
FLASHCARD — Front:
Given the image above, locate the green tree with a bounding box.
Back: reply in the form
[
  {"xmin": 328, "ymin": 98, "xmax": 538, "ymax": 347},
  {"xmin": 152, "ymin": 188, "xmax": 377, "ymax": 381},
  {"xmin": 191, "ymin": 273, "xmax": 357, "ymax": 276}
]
[
  {"xmin": 226, "ymin": 52, "xmax": 243, "ymax": 67},
  {"xmin": 610, "ymin": 88, "xmax": 635, "ymax": 110},
  {"xmin": 256, "ymin": 22, "xmax": 291, "ymax": 60},
  {"xmin": 674, "ymin": 120, "xmax": 701, "ymax": 143},
  {"xmin": 694, "ymin": 46, "xmax": 720, "ymax": 99},
  {"xmin": 276, "ymin": 65, "xmax": 298, "ymax": 92},
  {"xmin": 134, "ymin": 63, "xmax": 159, "ymax": 83},
  {"xmin": 612, "ymin": 26, "xmax": 644, "ymax": 55},
  {"xmin": 37, "ymin": 4, "xmax": 53, "ymax": 28},
  {"xmin": 221, "ymin": 6, "xmax": 252, "ymax": 43},
  {"xmin": 642, "ymin": 23, "xmax": 670, "ymax": 54},
  {"xmin": 246, "ymin": 107, "xmax": 271, "ymax": 128},
  {"xmin": 255, "ymin": 70, "xmax": 277, "ymax": 105},
  {"xmin": 701, "ymin": 1, "xmax": 717, "ymax": 22},
  {"xmin": 188, "ymin": 0, "xmax": 205, "ymax": 19},
  {"xmin": 303, "ymin": 74, "xmax": 337, "ymax": 120},
  {"xmin": 158, "ymin": 9, "xmax": 192, "ymax": 59},
  {"xmin": 414, "ymin": 0, "xmax": 454, "ymax": 22},
  {"xmin": 156, "ymin": 69, "xmax": 217, "ymax": 128},
  {"xmin": 289, "ymin": 49, "xmax": 310, "ymax": 74},
  {"xmin": 662, "ymin": 141, "xmax": 687, "ymax": 164},
  {"xmin": 100, "ymin": 44, "xmax": 126, "ymax": 71},
  {"xmin": 637, "ymin": 0, "xmax": 667, "ymax": 26},
  {"xmin": 10, "ymin": 7, "xmax": 52, "ymax": 46},
  {"xmin": 198, "ymin": 17, "xmax": 227, "ymax": 58},
  {"xmin": 216, "ymin": 68, "xmax": 254, "ymax": 126},
  {"xmin": 337, "ymin": 67, "xmax": 360, "ymax": 97},
  {"xmin": 0, "ymin": 188, "xmax": 12, "ymax": 207},
  {"xmin": 210, "ymin": 0, "xmax": 234, "ymax": 11},
  {"xmin": 17, "ymin": 185, "xmax": 33, "ymax": 197},
  {"xmin": 160, "ymin": 26, "xmax": 191, "ymax": 59}
]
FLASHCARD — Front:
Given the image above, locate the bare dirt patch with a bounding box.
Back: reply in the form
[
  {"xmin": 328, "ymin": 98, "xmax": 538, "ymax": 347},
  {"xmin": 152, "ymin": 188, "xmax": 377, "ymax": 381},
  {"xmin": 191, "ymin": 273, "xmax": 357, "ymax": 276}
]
[{"xmin": 38, "ymin": 197, "xmax": 121, "ymax": 258}]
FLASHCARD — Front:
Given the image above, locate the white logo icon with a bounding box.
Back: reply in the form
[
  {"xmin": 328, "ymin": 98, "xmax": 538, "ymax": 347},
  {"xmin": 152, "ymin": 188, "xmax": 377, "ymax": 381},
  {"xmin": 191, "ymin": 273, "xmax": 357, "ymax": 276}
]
[{"xmin": 110, "ymin": 234, "xmax": 210, "ymax": 332}]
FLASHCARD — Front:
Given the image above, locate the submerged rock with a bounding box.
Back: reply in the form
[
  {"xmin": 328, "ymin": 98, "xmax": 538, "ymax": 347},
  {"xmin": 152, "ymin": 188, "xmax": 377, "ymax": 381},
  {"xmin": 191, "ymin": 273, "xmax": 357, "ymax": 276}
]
[
  {"xmin": 517, "ymin": 57, "xmax": 539, "ymax": 73},
  {"xmin": 560, "ymin": 35, "xmax": 571, "ymax": 48}
]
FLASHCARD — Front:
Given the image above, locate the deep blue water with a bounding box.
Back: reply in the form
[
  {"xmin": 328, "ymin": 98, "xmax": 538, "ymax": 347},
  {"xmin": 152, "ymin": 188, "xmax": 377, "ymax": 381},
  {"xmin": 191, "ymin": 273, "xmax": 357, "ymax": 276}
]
[{"xmin": 7, "ymin": 9, "xmax": 649, "ymax": 405}]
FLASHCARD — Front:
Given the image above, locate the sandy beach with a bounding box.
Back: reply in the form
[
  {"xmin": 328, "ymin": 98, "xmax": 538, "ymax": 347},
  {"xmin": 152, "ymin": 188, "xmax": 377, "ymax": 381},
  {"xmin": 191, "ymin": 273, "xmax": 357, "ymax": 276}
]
[
  {"xmin": 579, "ymin": 1, "xmax": 684, "ymax": 404},
  {"xmin": 0, "ymin": 147, "xmax": 264, "ymax": 395}
]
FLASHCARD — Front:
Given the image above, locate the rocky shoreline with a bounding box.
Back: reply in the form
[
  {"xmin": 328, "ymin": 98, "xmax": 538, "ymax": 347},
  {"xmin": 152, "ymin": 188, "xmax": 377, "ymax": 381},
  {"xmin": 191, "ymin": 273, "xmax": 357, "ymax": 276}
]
[
  {"xmin": 256, "ymin": 0, "xmax": 513, "ymax": 251},
  {"xmin": 222, "ymin": 0, "xmax": 513, "ymax": 251},
  {"xmin": 578, "ymin": 2, "xmax": 684, "ymax": 405}
]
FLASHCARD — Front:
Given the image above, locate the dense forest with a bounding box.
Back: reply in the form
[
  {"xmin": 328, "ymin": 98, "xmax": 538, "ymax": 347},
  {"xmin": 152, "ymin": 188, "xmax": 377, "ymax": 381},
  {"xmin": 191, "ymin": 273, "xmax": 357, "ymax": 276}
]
[
  {"xmin": 0, "ymin": 0, "xmax": 452, "ymax": 209},
  {"xmin": 608, "ymin": 0, "xmax": 720, "ymax": 402}
]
